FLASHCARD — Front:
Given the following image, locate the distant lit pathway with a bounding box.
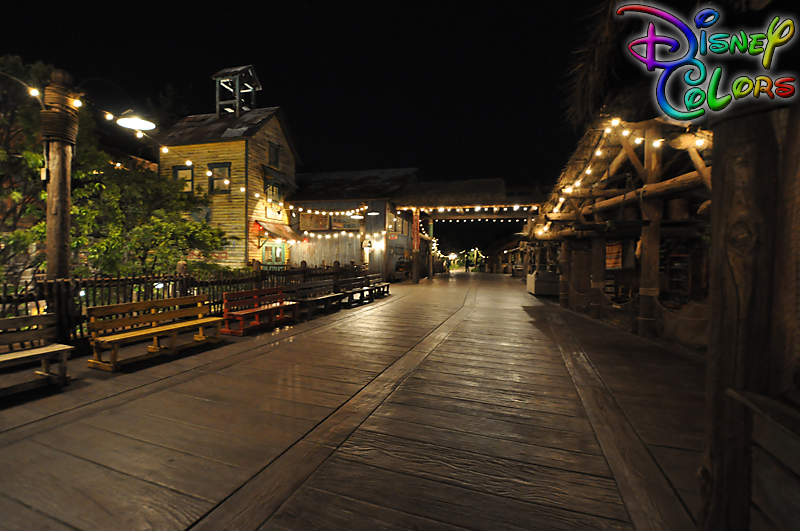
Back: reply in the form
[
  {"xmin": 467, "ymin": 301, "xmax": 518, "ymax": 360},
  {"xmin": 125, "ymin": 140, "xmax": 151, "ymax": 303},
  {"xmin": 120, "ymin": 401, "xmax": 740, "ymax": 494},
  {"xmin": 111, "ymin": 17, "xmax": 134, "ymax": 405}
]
[{"xmin": 0, "ymin": 272, "xmax": 702, "ymax": 530}]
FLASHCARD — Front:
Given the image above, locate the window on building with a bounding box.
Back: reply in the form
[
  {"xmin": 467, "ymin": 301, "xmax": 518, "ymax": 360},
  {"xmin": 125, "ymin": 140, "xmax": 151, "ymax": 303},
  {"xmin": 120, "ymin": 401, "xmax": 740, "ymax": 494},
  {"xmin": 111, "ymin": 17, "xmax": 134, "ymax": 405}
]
[
  {"xmin": 208, "ymin": 163, "xmax": 231, "ymax": 193},
  {"xmin": 173, "ymin": 165, "xmax": 193, "ymax": 193},
  {"xmin": 265, "ymin": 182, "xmax": 282, "ymax": 203},
  {"xmin": 268, "ymin": 141, "xmax": 280, "ymax": 169}
]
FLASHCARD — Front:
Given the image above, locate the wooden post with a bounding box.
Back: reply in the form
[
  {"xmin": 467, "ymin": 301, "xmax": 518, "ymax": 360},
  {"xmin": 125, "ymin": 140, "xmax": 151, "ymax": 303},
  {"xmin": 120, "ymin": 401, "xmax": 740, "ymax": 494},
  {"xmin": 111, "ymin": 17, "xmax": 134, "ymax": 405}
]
[
  {"xmin": 560, "ymin": 240, "xmax": 571, "ymax": 308},
  {"xmin": 428, "ymin": 243, "xmax": 434, "ymax": 279},
  {"xmin": 638, "ymin": 125, "xmax": 663, "ymax": 338},
  {"xmin": 523, "ymin": 243, "xmax": 531, "ymax": 276},
  {"xmin": 42, "ymin": 71, "xmax": 80, "ymax": 280},
  {"xmin": 536, "ymin": 246, "xmax": 546, "ymax": 273},
  {"xmin": 412, "ymin": 208, "xmax": 420, "ymax": 284},
  {"xmin": 547, "ymin": 245, "xmax": 558, "ymax": 273},
  {"xmin": 590, "ymin": 237, "xmax": 606, "ymax": 319},
  {"xmin": 699, "ymin": 108, "xmax": 780, "ymax": 531}
]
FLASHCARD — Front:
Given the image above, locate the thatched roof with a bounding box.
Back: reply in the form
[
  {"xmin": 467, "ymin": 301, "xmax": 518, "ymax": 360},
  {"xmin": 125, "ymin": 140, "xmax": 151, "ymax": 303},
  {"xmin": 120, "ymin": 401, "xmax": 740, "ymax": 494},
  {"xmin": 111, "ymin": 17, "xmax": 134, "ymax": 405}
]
[{"xmin": 392, "ymin": 179, "xmax": 507, "ymax": 208}]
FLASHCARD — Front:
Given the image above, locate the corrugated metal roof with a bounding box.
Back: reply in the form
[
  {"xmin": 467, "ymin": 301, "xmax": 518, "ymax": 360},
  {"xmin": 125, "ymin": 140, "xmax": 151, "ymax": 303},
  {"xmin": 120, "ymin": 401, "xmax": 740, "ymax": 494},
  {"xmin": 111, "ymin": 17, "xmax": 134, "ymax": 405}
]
[
  {"xmin": 158, "ymin": 107, "xmax": 279, "ymax": 146},
  {"xmin": 292, "ymin": 168, "xmax": 418, "ymax": 201}
]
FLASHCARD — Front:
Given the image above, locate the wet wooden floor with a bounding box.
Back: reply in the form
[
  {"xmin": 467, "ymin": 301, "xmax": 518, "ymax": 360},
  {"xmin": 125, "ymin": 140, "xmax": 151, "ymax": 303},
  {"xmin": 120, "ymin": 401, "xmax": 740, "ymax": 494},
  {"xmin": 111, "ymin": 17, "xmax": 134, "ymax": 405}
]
[{"xmin": 0, "ymin": 273, "xmax": 703, "ymax": 531}]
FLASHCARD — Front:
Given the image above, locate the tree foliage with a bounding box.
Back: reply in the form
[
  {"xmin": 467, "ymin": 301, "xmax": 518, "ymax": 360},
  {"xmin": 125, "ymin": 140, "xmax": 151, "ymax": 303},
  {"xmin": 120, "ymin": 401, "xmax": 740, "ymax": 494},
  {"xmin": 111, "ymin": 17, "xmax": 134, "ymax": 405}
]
[
  {"xmin": 0, "ymin": 55, "xmax": 230, "ymax": 278},
  {"xmin": 0, "ymin": 56, "xmax": 53, "ymax": 274}
]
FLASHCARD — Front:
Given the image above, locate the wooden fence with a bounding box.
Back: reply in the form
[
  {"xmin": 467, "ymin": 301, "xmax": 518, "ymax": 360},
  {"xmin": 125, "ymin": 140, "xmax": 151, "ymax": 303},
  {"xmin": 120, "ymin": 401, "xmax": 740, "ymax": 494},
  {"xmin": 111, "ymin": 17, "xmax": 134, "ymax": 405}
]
[{"xmin": 0, "ymin": 265, "xmax": 366, "ymax": 344}]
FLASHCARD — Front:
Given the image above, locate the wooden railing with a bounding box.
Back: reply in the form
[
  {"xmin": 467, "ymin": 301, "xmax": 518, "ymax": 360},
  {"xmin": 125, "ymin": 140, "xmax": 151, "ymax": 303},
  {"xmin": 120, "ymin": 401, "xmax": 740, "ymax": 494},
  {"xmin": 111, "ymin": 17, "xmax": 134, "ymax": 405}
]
[{"xmin": 0, "ymin": 264, "xmax": 367, "ymax": 343}]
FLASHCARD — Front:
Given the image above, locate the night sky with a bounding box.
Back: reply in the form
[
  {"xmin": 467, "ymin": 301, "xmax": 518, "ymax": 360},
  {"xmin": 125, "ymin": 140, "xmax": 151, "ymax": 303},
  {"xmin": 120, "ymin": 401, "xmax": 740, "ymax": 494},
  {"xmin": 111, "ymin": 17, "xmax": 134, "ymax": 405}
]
[{"xmin": 6, "ymin": 1, "xmax": 603, "ymax": 252}]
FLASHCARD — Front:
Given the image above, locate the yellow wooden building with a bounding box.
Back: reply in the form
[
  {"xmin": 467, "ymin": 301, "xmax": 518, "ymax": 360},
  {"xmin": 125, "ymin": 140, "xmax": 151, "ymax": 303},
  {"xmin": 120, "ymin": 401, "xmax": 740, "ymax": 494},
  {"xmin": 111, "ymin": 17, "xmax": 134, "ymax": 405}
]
[{"xmin": 157, "ymin": 66, "xmax": 300, "ymax": 269}]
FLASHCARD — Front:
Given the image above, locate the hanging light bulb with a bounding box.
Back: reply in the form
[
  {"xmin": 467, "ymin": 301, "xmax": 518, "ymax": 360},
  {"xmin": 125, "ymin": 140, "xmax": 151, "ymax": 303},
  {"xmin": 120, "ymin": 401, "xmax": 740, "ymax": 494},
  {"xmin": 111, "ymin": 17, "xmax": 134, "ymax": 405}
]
[
  {"xmin": 105, "ymin": 113, "xmax": 114, "ymax": 121},
  {"xmin": 161, "ymin": 147, "xmax": 169, "ymax": 153},
  {"xmin": 611, "ymin": 118, "xmax": 620, "ymax": 126},
  {"xmin": 622, "ymin": 130, "xmax": 631, "ymax": 136},
  {"xmin": 186, "ymin": 160, "xmax": 193, "ymax": 166},
  {"xmin": 29, "ymin": 88, "xmax": 40, "ymax": 97}
]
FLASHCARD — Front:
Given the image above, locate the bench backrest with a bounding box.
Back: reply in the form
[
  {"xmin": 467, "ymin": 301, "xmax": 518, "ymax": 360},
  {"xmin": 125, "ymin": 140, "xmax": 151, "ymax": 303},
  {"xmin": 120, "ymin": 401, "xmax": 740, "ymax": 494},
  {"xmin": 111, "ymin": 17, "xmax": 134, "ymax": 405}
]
[
  {"xmin": 0, "ymin": 313, "xmax": 58, "ymax": 351},
  {"xmin": 337, "ymin": 277, "xmax": 368, "ymax": 291},
  {"xmin": 223, "ymin": 287, "xmax": 287, "ymax": 312},
  {"xmin": 367, "ymin": 274, "xmax": 383, "ymax": 285},
  {"xmin": 296, "ymin": 280, "xmax": 335, "ymax": 299},
  {"xmin": 85, "ymin": 295, "xmax": 212, "ymax": 336}
]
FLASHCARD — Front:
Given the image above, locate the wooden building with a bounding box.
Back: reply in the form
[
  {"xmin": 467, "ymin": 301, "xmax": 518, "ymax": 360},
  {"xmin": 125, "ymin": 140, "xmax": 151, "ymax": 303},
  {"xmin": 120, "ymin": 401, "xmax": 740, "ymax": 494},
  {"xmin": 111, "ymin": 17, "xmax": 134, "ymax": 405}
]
[
  {"xmin": 157, "ymin": 66, "xmax": 300, "ymax": 269},
  {"xmin": 286, "ymin": 169, "xmax": 419, "ymax": 277},
  {"xmin": 538, "ymin": 2, "xmax": 800, "ymax": 529}
]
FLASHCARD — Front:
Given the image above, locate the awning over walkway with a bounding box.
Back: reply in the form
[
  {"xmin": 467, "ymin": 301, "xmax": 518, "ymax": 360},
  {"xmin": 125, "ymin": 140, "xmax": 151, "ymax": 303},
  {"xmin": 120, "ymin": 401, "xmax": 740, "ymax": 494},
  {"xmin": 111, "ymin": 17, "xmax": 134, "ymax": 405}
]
[{"xmin": 255, "ymin": 220, "xmax": 300, "ymax": 245}]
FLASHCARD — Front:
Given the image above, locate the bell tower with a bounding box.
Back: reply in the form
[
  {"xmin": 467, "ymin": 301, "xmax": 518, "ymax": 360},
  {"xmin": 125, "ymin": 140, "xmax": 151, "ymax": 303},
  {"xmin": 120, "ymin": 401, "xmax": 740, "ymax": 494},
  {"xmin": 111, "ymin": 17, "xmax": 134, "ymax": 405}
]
[{"xmin": 212, "ymin": 65, "xmax": 262, "ymax": 118}]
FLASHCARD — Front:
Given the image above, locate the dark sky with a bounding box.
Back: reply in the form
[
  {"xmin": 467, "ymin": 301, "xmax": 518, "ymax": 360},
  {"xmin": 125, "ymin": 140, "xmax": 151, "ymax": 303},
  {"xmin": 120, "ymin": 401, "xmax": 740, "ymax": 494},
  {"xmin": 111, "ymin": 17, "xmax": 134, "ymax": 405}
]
[
  {"xmin": 6, "ymin": 1, "xmax": 601, "ymax": 190},
  {"xmin": 6, "ymin": 2, "xmax": 603, "ymax": 252}
]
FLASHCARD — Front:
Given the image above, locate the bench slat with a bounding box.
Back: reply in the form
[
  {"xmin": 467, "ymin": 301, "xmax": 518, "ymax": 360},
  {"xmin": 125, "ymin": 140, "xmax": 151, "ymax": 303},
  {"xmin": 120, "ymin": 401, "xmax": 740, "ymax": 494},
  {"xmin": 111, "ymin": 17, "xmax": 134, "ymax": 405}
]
[
  {"xmin": 0, "ymin": 313, "xmax": 56, "ymax": 331},
  {"xmin": 0, "ymin": 327, "xmax": 55, "ymax": 348},
  {"xmin": 88, "ymin": 305, "xmax": 211, "ymax": 332},
  {"xmin": 0, "ymin": 344, "xmax": 73, "ymax": 367},
  {"xmin": 95, "ymin": 317, "xmax": 224, "ymax": 346},
  {"xmin": 86, "ymin": 295, "xmax": 210, "ymax": 318}
]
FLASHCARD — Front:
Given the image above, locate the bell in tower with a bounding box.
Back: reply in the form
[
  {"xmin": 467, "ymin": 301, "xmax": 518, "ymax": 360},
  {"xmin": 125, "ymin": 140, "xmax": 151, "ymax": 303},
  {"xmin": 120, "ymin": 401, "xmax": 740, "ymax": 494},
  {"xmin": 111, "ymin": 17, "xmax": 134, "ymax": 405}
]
[{"xmin": 212, "ymin": 65, "xmax": 262, "ymax": 118}]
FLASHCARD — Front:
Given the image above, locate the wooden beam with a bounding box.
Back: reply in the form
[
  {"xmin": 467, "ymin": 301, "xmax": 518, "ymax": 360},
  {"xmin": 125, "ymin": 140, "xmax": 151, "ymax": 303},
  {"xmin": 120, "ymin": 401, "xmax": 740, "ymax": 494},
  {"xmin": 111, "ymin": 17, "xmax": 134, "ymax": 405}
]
[
  {"xmin": 601, "ymin": 148, "xmax": 629, "ymax": 183},
  {"xmin": 545, "ymin": 212, "xmax": 579, "ymax": 221},
  {"xmin": 581, "ymin": 170, "xmax": 705, "ymax": 216},
  {"xmin": 688, "ymin": 146, "xmax": 713, "ymax": 191},
  {"xmin": 638, "ymin": 125, "xmax": 662, "ymax": 338},
  {"xmin": 568, "ymin": 198, "xmax": 588, "ymax": 224},
  {"xmin": 618, "ymin": 134, "xmax": 647, "ymax": 179},
  {"xmin": 563, "ymin": 188, "xmax": 632, "ymax": 198}
]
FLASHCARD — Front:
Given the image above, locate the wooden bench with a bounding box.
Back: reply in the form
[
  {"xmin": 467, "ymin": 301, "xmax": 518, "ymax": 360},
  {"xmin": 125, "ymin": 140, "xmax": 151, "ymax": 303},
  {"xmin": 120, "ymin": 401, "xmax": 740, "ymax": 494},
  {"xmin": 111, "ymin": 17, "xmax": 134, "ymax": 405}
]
[
  {"xmin": 221, "ymin": 287, "xmax": 299, "ymax": 336},
  {"xmin": 367, "ymin": 273, "xmax": 390, "ymax": 297},
  {"xmin": 86, "ymin": 294, "xmax": 223, "ymax": 372},
  {"xmin": 336, "ymin": 276, "xmax": 373, "ymax": 306},
  {"xmin": 295, "ymin": 280, "xmax": 344, "ymax": 317},
  {"xmin": 0, "ymin": 314, "xmax": 72, "ymax": 397}
]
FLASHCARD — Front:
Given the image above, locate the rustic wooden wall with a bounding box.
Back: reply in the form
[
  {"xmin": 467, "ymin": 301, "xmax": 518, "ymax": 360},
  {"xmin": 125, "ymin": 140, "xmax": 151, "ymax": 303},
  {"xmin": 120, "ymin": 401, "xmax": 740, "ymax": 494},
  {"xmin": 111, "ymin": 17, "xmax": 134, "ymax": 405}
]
[{"xmin": 159, "ymin": 140, "xmax": 247, "ymax": 269}]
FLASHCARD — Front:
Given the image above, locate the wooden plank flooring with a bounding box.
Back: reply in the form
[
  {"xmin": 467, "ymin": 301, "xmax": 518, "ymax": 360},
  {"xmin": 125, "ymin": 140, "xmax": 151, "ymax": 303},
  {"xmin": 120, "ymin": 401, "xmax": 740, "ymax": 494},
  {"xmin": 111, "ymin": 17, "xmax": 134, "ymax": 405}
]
[{"xmin": 0, "ymin": 273, "xmax": 705, "ymax": 531}]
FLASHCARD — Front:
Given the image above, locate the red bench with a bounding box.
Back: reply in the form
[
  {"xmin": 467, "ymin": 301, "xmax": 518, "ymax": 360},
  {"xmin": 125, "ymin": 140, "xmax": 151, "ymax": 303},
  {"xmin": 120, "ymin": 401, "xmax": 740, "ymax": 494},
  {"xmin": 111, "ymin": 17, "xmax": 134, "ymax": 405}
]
[{"xmin": 221, "ymin": 287, "xmax": 299, "ymax": 336}]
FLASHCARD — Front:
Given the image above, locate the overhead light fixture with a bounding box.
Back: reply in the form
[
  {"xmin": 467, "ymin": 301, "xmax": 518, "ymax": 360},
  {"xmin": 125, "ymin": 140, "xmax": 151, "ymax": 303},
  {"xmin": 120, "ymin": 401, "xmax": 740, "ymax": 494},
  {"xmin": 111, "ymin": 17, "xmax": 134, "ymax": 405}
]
[
  {"xmin": 367, "ymin": 211, "xmax": 379, "ymax": 216},
  {"xmin": 351, "ymin": 214, "xmax": 364, "ymax": 219},
  {"xmin": 116, "ymin": 111, "xmax": 156, "ymax": 131}
]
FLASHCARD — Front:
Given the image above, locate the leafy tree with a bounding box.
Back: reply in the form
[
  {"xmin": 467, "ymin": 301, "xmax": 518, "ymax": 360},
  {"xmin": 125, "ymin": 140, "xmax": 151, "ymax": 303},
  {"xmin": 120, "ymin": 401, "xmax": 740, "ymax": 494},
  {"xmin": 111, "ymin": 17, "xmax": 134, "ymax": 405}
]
[
  {"xmin": 0, "ymin": 55, "xmax": 230, "ymax": 278},
  {"xmin": 0, "ymin": 56, "xmax": 53, "ymax": 276}
]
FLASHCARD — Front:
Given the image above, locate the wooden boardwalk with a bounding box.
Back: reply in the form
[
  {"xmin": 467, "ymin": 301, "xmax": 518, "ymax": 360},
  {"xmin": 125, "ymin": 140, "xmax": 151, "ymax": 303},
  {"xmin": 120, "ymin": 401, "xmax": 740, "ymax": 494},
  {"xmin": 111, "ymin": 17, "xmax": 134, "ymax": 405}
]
[{"xmin": 0, "ymin": 273, "xmax": 704, "ymax": 531}]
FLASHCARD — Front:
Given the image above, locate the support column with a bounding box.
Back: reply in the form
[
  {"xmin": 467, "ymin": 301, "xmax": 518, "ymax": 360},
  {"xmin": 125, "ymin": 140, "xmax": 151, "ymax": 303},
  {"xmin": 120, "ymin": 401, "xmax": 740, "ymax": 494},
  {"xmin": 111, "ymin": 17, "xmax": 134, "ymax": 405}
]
[
  {"xmin": 560, "ymin": 240, "xmax": 571, "ymax": 308},
  {"xmin": 42, "ymin": 71, "xmax": 80, "ymax": 280},
  {"xmin": 536, "ymin": 246, "xmax": 546, "ymax": 273},
  {"xmin": 523, "ymin": 243, "xmax": 531, "ymax": 276},
  {"xmin": 411, "ymin": 208, "xmax": 420, "ymax": 284},
  {"xmin": 547, "ymin": 245, "xmax": 558, "ymax": 273},
  {"xmin": 638, "ymin": 125, "xmax": 663, "ymax": 337},
  {"xmin": 699, "ymin": 108, "xmax": 780, "ymax": 531},
  {"xmin": 590, "ymin": 237, "xmax": 606, "ymax": 319}
]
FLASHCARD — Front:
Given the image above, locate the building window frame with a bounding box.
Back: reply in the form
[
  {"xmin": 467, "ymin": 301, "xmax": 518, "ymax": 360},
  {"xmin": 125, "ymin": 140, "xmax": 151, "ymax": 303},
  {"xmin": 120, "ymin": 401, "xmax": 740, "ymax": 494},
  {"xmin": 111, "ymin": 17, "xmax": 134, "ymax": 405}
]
[
  {"xmin": 268, "ymin": 141, "xmax": 281, "ymax": 169},
  {"xmin": 173, "ymin": 165, "xmax": 194, "ymax": 193},
  {"xmin": 207, "ymin": 162, "xmax": 231, "ymax": 194}
]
